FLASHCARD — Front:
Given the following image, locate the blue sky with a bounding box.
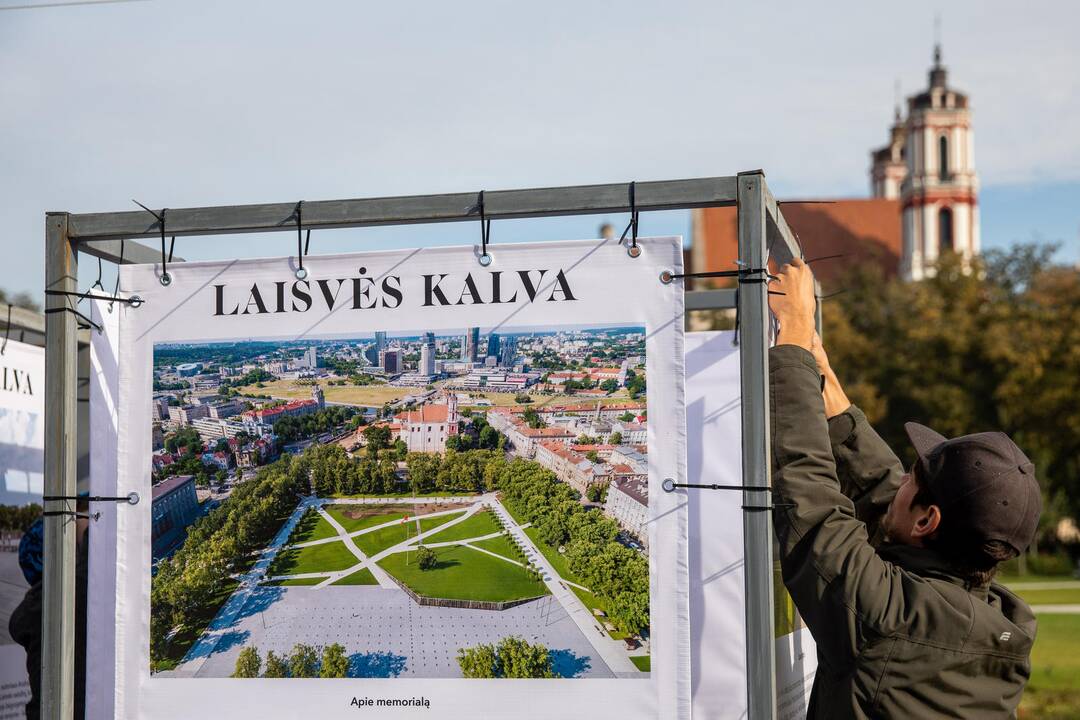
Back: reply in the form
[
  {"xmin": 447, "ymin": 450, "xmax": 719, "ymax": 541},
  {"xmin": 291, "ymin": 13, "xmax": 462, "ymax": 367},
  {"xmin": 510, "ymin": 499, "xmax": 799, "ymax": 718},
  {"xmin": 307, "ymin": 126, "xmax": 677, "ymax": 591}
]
[{"xmin": 0, "ymin": 0, "xmax": 1076, "ymax": 300}]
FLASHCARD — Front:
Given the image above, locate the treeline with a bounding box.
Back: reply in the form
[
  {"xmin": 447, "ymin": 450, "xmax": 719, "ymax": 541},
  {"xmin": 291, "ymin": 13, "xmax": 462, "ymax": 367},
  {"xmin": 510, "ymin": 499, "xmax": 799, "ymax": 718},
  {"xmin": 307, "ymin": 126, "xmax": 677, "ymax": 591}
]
[
  {"xmin": 495, "ymin": 458, "xmax": 649, "ymax": 635},
  {"xmin": 305, "ymin": 443, "xmax": 503, "ymax": 496},
  {"xmin": 221, "ymin": 368, "xmax": 275, "ymax": 390},
  {"xmin": 154, "ymin": 342, "xmax": 278, "ymax": 368},
  {"xmin": 273, "ymin": 406, "xmax": 358, "ymax": 442},
  {"xmin": 0, "ymin": 504, "xmax": 41, "ymax": 532},
  {"xmin": 822, "ymin": 246, "xmax": 1080, "ymax": 539},
  {"xmin": 457, "ymin": 636, "xmax": 553, "ymax": 678},
  {"xmin": 308, "ymin": 444, "xmax": 400, "ymax": 496},
  {"xmin": 233, "ymin": 643, "xmax": 348, "ymax": 678},
  {"xmin": 151, "ymin": 457, "xmax": 307, "ymax": 669}
]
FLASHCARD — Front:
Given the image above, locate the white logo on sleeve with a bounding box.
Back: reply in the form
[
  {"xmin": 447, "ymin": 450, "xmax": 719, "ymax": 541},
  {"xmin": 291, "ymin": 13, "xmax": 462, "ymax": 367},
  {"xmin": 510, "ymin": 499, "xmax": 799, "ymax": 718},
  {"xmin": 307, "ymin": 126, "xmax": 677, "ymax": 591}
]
[{"xmin": 999, "ymin": 632, "xmax": 1012, "ymax": 642}]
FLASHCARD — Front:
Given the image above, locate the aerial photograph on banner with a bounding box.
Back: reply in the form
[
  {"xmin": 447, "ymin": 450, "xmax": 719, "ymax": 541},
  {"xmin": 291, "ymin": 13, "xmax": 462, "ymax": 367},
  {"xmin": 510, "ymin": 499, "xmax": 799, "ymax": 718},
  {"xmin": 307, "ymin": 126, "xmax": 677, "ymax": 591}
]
[{"xmin": 148, "ymin": 323, "xmax": 651, "ymax": 680}]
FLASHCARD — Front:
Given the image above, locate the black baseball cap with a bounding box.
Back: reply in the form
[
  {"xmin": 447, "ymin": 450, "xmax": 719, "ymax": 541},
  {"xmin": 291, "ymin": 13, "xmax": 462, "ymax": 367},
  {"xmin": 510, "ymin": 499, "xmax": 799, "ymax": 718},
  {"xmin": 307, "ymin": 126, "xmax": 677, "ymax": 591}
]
[{"xmin": 904, "ymin": 422, "xmax": 1041, "ymax": 555}]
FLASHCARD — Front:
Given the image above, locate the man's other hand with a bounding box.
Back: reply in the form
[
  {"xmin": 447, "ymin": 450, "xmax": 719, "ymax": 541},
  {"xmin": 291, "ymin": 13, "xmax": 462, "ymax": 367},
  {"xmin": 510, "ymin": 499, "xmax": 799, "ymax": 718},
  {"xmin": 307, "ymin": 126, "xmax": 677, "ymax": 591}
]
[{"xmin": 769, "ymin": 258, "xmax": 817, "ymax": 350}]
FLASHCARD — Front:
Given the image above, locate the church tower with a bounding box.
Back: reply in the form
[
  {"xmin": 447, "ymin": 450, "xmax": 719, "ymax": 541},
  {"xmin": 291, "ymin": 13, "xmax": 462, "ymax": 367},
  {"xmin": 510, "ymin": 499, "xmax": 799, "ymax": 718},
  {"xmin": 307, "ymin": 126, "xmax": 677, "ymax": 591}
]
[{"xmin": 899, "ymin": 45, "xmax": 979, "ymax": 280}]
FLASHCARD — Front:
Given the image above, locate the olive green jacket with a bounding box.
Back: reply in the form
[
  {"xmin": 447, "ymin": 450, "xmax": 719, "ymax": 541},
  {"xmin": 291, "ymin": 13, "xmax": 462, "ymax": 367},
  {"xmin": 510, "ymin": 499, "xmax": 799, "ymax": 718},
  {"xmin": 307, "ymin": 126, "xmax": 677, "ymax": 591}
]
[{"xmin": 769, "ymin": 345, "xmax": 1036, "ymax": 719}]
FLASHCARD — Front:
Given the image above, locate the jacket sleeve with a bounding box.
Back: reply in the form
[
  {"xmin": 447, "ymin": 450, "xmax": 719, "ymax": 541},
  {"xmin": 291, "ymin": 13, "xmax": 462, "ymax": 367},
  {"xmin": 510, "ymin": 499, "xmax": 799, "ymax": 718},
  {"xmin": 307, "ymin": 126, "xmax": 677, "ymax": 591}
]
[
  {"xmin": 769, "ymin": 345, "xmax": 902, "ymax": 668},
  {"xmin": 827, "ymin": 405, "xmax": 904, "ymax": 543}
]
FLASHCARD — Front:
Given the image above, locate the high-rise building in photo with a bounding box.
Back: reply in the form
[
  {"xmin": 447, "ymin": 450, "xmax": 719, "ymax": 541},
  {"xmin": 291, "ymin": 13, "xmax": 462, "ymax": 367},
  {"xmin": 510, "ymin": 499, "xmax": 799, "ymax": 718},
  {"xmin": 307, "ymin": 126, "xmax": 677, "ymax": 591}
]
[
  {"xmin": 487, "ymin": 333, "xmax": 500, "ymax": 360},
  {"xmin": 500, "ymin": 335, "xmax": 517, "ymax": 367},
  {"xmin": 379, "ymin": 348, "xmax": 401, "ymax": 374},
  {"xmin": 464, "ymin": 327, "xmax": 480, "ymax": 363},
  {"xmin": 420, "ymin": 332, "xmax": 436, "ymax": 375},
  {"xmin": 367, "ymin": 331, "xmax": 388, "ymax": 365}
]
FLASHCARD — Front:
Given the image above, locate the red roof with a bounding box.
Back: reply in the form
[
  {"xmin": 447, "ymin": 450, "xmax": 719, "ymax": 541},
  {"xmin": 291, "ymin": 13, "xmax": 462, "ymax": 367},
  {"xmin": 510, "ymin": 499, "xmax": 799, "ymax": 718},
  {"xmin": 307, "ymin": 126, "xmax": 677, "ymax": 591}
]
[
  {"xmin": 242, "ymin": 399, "xmax": 318, "ymax": 422},
  {"xmin": 690, "ymin": 199, "xmax": 902, "ymax": 287},
  {"xmin": 396, "ymin": 404, "xmax": 451, "ymax": 424}
]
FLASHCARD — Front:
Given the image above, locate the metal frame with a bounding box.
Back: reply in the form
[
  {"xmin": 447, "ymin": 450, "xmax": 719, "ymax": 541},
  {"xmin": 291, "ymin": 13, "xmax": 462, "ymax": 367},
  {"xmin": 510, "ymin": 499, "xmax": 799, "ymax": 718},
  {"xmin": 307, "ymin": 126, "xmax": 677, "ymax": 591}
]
[{"xmin": 44, "ymin": 173, "xmax": 803, "ymax": 720}]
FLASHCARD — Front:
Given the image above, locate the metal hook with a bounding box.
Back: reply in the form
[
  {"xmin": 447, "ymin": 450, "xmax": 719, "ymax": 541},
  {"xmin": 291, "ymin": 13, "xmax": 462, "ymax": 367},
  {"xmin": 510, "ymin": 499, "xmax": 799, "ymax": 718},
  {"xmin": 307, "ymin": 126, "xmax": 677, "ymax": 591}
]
[
  {"xmin": 295, "ymin": 201, "xmax": 309, "ymax": 280},
  {"xmin": 620, "ymin": 181, "xmax": 640, "ymax": 258},
  {"xmin": 477, "ymin": 190, "xmax": 492, "ymax": 266},
  {"xmin": 132, "ymin": 200, "xmax": 171, "ymax": 285}
]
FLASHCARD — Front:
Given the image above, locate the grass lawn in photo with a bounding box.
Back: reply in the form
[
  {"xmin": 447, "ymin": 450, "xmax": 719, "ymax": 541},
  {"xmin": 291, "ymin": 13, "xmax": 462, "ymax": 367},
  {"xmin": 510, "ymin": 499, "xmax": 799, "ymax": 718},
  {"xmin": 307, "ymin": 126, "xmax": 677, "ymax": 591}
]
[
  {"xmin": 287, "ymin": 508, "xmax": 340, "ymax": 544},
  {"xmin": 237, "ymin": 378, "xmax": 412, "ymax": 407},
  {"xmin": 424, "ymin": 509, "xmax": 500, "ymax": 544},
  {"xmin": 1013, "ymin": 587, "xmax": 1080, "ymax": 605},
  {"xmin": 378, "ymin": 544, "xmax": 547, "ymax": 603},
  {"xmin": 154, "ymin": 579, "xmax": 239, "ymax": 672},
  {"xmin": 324, "ymin": 505, "xmax": 408, "ymax": 534},
  {"xmin": 630, "ymin": 656, "xmax": 651, "ymax": 672},
  {"xmin": 332, "ymin": 567, "xmax": 379, "ymax": 586},
  {"xmin": 354, "ymin": 521, "xmax": 420, "ymax": 557},
  {"xmin": 268, "ymin": 539, "xmax": 359, "ymax": 576},
  {"xmin": 266, "ymin": 576, "xmax": 325, "ymax": 587},
  {"xmin": 469, "ymin": 533, "xmax": 521, "ymax": 560},
  {"xmin": 416, "ymin": 510, "xmax": 467, "ymax": 534}
]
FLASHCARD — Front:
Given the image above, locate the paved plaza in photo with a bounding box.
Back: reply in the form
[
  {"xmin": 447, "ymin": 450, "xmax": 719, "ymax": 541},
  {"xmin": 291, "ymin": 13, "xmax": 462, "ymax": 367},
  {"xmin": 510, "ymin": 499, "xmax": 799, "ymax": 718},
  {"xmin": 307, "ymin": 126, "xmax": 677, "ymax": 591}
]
[{"xmin": 176, "ymin": 585, "xmax": 613, "ymax": 679}]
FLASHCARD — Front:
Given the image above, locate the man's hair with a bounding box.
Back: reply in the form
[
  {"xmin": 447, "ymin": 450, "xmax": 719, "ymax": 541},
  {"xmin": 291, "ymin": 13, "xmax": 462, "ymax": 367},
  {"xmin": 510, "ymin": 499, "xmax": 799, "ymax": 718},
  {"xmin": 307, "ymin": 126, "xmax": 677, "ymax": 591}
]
[{"xmin": 910, "ymin": 464, "xmax": 1018, "ymax": 588}]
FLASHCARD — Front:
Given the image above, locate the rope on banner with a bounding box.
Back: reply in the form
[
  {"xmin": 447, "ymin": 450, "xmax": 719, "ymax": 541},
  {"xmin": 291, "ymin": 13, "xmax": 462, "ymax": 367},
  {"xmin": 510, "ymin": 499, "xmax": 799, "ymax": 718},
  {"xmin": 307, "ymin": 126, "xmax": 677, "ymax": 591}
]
[
  {"xmin": 132, "ymin": 200, "xmax": 173, "ymax": 286},
  {"xmin": 44, "ymin": 290, "xmax": 143, "ymax": 307},
  {"xmin": 44, "ymin": 306, "xmax": 102, "ymax": 333},
  {"xmin": 661, "ymin": 478, "xmax": 795, "ymax": 511},
  {"xmin": 619, "ymin": 181, "xmax": 641, "ymax": 258},
  {"xmin": 44, "ymin": 493, "xmax": 140, "ymax": 505},
  {"xmin": 294, "ymin": 200, "xmax": 311, "ymax": 280}
]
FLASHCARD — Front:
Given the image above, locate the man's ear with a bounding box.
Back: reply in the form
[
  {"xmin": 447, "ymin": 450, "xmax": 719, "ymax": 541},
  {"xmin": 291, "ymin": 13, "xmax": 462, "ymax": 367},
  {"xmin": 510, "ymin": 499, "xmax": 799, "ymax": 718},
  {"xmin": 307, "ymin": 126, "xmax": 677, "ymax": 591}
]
[{"xmin": 910, "ymin": 504, "xmax": 942, "ymax": 540}]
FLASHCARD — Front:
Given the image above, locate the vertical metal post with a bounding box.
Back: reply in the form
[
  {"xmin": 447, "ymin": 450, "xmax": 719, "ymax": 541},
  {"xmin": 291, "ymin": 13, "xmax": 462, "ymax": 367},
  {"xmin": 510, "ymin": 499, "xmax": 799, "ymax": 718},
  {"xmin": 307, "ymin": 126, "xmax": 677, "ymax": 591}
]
[
  {"xmin": 737, "ymin": 171, "xmax": 778, "ymax": 720},
  {"xmin": 43, "ymin": 212, "xmax": 77, "ymax": 720}
]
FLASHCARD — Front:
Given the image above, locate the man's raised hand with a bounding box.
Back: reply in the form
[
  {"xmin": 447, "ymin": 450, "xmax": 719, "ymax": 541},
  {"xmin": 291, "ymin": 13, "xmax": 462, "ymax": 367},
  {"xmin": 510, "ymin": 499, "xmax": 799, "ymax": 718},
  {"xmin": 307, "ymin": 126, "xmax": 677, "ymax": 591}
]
[{"xmin": 768, "ymin": 257, "xmax": 817, "ymax": 351}]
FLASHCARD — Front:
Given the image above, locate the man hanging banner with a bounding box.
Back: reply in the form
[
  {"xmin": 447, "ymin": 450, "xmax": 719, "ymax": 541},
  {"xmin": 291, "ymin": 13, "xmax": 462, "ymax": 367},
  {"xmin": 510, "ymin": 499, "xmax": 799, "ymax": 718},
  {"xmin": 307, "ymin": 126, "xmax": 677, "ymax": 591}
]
[
  {"xmin": 0, "ymin": 339, "xmax": 45, "ymax": 719},
  {"xmin": 110, "ymin": 238, "xmax": 689, "ymax": 719}
]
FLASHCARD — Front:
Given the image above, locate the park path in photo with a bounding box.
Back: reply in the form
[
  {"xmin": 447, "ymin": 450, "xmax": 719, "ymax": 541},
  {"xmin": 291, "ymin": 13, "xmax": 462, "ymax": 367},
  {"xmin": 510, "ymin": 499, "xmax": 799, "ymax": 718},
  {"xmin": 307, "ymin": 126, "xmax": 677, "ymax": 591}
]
[{"xmin": 167, "ymin": 492, "xmax": 644, "ymax": 678}]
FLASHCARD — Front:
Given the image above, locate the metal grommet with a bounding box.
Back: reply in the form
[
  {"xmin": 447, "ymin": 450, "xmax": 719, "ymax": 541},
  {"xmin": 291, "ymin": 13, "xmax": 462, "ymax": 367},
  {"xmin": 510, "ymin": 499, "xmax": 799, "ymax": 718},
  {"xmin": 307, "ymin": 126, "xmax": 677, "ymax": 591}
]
[
  {"xmin": 295, "ymin": 266, "xmax": 308, "ymax": 280},
  {"xmin": 159, "ymin": 272, "xmax": 171, "ymax": 287},
  {"xmin": 661, "ymin": 478, "xmax": 676, "ymax": 493},
  {"xmin": 659, "ymin": 270, "xmax": 673, "ymax": 284},
  {"xmin": 128, "ymin": 295, "xmax": 144, "ymax": 308},
  {"xmin": 478, "ymin": 253, "xmax": 493, "ymax": 267},
  {"xmin": 627, "ymin": 245, "xmax": 642, "ymax": 258},
  {"xmin": 127, "ymin": 491, "xmax": 140, "ymax": 506}
]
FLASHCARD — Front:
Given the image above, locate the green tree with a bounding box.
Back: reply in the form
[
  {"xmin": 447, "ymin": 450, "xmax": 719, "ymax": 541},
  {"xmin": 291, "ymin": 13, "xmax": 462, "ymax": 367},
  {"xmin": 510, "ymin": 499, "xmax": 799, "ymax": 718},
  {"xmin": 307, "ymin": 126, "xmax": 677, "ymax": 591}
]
[
  {"xmin": 600, "ymin": 378, "xmax": 619, "ymax": 393},
  {"xmin": 263, "ymin": 650, "xmax": 288, "ymax": 678},
  {"xmin": 416, "ymin": 545, "xmax": 437, "ymax": 570},
  {"xmin": 497, "ymin": 637, "xmax": 554, "ymax": 678},
  {"xmin": 232, "ymin": 647, "xmax": 261, "ymax": 678},
  {"xmin": 288, "ymin": 643, "xmax": 319, "ymax": 678},
  {"xmin": 457, "ymin": 643, "xmax": 499, "ymax": 678},
  {"xmin": 362, "ymin": 424, "xmax": 392, "ymax": 451},
  {"xmin": 522, "ymin": 408, "xmax": 544, "ymax": 429},
  {"xmin": 617, "ymin": 411, "xmax": 635, "ymax": 423},
  {"xmin": 608, "ymin": 431, "xmax": 623, "ymax": 445},
  {"xmin": 320, "ymin": 643, "xmax": 349, "ymax": 678},
  {"xmin": 821, "ymin": 246, "xmax": 1080, "ymax": 530}
]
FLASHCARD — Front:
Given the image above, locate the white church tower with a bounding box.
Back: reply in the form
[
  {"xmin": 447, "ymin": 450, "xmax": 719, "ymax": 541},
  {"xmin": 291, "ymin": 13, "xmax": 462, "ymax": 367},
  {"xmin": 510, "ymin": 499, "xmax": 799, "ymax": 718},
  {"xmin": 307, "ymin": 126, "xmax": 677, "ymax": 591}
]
[{"xmin": 899, "ymin": 45, "xmax": 980, "ymax": 280}]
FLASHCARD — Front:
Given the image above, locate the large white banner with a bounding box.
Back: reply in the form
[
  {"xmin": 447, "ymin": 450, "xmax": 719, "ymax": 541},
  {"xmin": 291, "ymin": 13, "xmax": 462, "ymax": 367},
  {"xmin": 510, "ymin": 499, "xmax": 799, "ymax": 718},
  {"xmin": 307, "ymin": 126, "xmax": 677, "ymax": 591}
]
[
  {"xmin": 685, "ymin": 331, "xmax": 816, "ymax": 720},
  {"xmin": 111, "ymin": 238, "xmax": 689, "ymax": 718},
  {"xmin": 0, "ymin": 339, "xmax": 45, "ymax": 718}
]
